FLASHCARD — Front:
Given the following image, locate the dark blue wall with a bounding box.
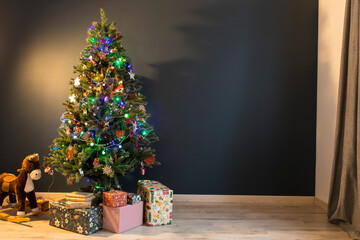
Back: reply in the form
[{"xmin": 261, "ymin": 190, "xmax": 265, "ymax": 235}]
[{"xmin": 0, "ymin": 0, "xmax": 318, "ymax": 195}]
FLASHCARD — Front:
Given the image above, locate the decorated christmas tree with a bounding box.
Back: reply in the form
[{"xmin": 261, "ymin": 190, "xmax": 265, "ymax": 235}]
[{"xmin": 44, "ymin": 9, "xmax": 159, "ymax": 196}]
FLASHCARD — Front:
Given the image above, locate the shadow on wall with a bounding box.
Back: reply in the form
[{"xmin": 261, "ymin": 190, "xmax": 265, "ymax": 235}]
[{"xmin": 121, "ymin": 0, "xmax": 317, "ymax": 195}]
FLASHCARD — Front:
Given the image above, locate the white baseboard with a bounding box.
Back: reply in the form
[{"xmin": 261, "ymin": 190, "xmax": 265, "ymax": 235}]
[
  {"xmin": 314, "ymin": 197, "xmax": 328, "ymax": 211},
  {"xmin": 174, "ymin": 194, "xmax": 314, "ymax": 203}
]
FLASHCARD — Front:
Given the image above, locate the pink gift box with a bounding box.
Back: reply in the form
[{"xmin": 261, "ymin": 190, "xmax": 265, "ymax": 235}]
[{"xmin": 101, "ymin": 201, "xmax": 143, "ymax": 233}]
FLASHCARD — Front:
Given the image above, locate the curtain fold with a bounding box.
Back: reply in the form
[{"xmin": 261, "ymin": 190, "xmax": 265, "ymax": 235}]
[{"xmin": 328, "ymin": 0, "xmax": 360, "ymax": 239}]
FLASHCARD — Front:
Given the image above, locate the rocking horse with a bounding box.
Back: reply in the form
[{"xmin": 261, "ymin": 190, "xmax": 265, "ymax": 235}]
[{"xmin": 0, "ymin": 153, "xmax": 41, "ymax": 216}]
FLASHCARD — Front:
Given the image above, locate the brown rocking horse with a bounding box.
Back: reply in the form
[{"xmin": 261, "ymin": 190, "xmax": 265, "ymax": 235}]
[{"xmin": 0, "ymin": 153, "xmax": 41, "ymax": 216}]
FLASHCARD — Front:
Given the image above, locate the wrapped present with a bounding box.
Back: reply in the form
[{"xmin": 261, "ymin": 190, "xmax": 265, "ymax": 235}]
[
  {"xmin": 101, "ymin": 201, "xmax": 143, "ymax": 233},
  {"xmin": 127, "ymin": 193, "xmax": 141, "ymax": 205},
  {"xmin": 49, "ymin": 199, "xmax": 102, "ymax": 235},
  {"xmin": 103, "ymin": 190, "xmax": 127, "ymax": 208},
  {"xmin": 25, "ymin": 199, "xmax": 49, "ymax": 212},
  {"xmin": 66, "ymin": 192, "xmax": 95, "ymax": 202},
  {"xmin": 137, "ymin": 180, "xmax": 173, "ymax": 226}
]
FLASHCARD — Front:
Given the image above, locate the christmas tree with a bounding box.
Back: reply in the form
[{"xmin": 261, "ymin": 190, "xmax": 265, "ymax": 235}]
[{"xmin": 44, "ymin": 9, "xmax": 159, "ymax": 195}]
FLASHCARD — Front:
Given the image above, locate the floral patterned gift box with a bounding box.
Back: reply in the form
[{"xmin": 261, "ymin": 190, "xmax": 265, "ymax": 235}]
[
  {"xmin": 137, "ymin": 180, "xmax": 173, "ymax": 226},
  {"xmin": 49, "ymin": 199, "xmax": 102, "ymax": 235}
]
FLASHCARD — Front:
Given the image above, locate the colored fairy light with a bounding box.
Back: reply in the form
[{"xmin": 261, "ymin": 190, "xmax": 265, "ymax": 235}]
[
  {"xmin": 115, "ymin": 97, "xmax": 120, "ymax": 102},
  {"xmin": 102, "ymin": 150, "xmax": 106, "ymax": 155},
  {"xmin": 124, "ymin": 113, "xmax": 129, "ymax": 118},
  {"xmin": 120, "ymin": 101, "xmax": 125, "ymax": 107},
  {"xmin": 81, "ymin": 131, "xmax": 85, "ymax": 135},
  {"xmin": 90, "ymin": 142, "xmax": 94, "ymax": 146},
  {"xmin": 114, "ymin": 58, "xmax": 124, "ymax": 68},
  {"xmin": 90, "ymin": 37, "xmax": 97, "ymax": 44},
  {"xmin": 104, "ymin": 96, "xmax": 109, "ymax": 102},
  {"xmin": 142, "ymin": 130, "xmax": 149, "ymax": 136},
  {"xmin": 68, "ymin": 120, "xmax": 71, "ymax": 123},
  {"xmin": 119, "ymin": 145, "xmax": 122, "ymax": 148}
]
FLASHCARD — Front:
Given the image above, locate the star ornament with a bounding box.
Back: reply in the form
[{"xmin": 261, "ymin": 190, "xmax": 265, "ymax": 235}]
[
  {"xmin": 103, "ymin": 165, "xmax": 113, "ymax": 176},
  {"xmin": 139, "ymin": 105, "xmax": 145, "ymax": 112},
  {"xmin": 129, "ymin": 72, "xmax": 135, "ymax": 80},
  {"xmin": 74, "ymin": 77, "xmax": 81, "ymax": 87},
  {"xmin": 69, "ymin": 94, "xmax": 76, "ymax": 103}
]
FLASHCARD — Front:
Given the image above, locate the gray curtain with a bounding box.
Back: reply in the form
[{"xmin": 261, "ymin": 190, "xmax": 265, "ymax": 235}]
[{"xmin": 328, "ymin": 0, "xmax": 360, "ymax": 239}]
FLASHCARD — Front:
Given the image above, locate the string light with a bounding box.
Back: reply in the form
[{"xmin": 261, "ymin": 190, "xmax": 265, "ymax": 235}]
[{"xmin": 90, "ymin": 37, "xmax": 97, "ymax": 44}]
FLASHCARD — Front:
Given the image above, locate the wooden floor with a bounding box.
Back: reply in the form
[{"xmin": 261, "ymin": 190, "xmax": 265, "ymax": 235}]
[{"xmin": 0, "ymin": 196, "xmax": 350, "ymax": 240}]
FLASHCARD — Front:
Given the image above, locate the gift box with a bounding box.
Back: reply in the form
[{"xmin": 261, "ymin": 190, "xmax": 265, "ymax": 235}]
[
  {"xmin": 127, "ymin": 193, "xmax": 141, "ymax": 205},
  {"xmin": 49, "ymin": 199, "xmax": 102, "ymax": 235},
  {"xmin": 137, "ymin": 180, "xmax": 173, "ymax": 226},
  {"xmin": 103, "ymin": 190, "xmax": 127, "ymax": 208},
  {"xmin": 101, "ymin": 201, "xmax": 143, "ymax": 233}
]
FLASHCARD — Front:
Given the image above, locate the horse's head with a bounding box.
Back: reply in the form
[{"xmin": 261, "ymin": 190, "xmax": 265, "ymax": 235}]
[{"xmin": 21, "ymin": 153, "xmax": 41, "ymax": 180}]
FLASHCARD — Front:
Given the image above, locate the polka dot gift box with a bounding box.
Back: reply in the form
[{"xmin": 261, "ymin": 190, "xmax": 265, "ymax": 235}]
[
  {"xmin": 103, "ymin": 190, "xmax": 127, "ymax": 208},
  {"xmin": 137, "ymin": 180, "xmax": 173, "ymax": 226}
]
